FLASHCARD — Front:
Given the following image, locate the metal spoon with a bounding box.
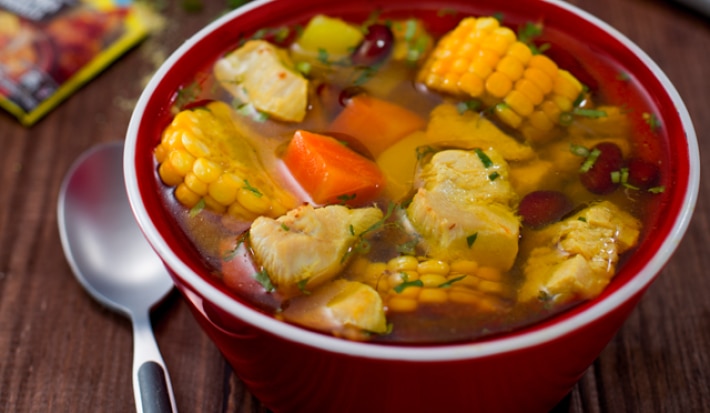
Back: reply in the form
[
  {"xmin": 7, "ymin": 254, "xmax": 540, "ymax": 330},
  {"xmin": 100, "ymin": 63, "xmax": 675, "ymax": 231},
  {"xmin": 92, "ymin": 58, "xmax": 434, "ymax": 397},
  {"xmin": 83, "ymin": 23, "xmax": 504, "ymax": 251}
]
[{"xmin": 57, "ymin": 141, "xmax": 177, "ymax": 413}]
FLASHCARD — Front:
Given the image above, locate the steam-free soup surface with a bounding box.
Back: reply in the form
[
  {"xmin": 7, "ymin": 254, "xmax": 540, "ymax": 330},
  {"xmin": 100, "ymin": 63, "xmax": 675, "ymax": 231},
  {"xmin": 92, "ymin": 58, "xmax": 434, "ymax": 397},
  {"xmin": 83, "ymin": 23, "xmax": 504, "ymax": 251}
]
[{"xmin": 153, "ymin": 10, "xmax": 665, "ymax": 343}]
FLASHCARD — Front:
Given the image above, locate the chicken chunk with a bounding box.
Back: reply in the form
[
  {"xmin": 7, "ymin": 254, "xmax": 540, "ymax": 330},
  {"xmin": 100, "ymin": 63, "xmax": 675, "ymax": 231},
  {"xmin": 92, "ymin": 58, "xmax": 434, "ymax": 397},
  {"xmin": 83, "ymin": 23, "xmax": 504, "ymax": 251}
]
[
  {"xmin": 518, "ymin": 201, "xmax": 642, "ymax": 304},
  {"xmin": 214, "ymin": 40, "xmax": 308, "ymax": 122},
  {"xmin": 249, "ymin": 204, "xmax": 383, "ymax": 296},
  {"xmin": 406, "ymin": 149, "xmax": 520, "ymax": 270}
]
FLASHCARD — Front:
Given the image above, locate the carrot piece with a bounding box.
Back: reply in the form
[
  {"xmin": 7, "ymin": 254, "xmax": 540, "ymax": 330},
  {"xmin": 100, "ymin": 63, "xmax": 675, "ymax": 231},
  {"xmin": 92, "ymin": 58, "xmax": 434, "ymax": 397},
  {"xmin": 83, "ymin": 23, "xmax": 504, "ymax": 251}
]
[
  {"xmin": 327, "ymin": 94, "xmax": 426, "ymax": 157},
  {"xmin": 283, "ymin": 130, "xmax": 385, "ymax": 206}
]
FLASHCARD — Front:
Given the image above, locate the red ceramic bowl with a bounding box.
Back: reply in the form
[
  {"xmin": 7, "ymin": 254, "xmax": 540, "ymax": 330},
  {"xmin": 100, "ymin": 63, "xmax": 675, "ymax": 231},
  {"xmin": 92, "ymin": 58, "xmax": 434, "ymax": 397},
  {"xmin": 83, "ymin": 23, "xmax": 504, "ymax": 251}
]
[{"xmin": 124, "ymin": 1, "xmax": 699, "ymax": 412}]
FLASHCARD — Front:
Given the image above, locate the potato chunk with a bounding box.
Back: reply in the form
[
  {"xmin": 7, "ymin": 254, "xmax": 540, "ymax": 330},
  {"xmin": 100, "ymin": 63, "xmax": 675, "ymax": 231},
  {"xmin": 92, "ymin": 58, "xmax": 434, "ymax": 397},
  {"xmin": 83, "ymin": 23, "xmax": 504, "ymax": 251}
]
[
  {"xmin": 214, "ymin": 40, "xmax": 308, "ymax": 122},
  {"xmin": 249, "ymin": 204, "xmax": 383, "ymax": 296}
]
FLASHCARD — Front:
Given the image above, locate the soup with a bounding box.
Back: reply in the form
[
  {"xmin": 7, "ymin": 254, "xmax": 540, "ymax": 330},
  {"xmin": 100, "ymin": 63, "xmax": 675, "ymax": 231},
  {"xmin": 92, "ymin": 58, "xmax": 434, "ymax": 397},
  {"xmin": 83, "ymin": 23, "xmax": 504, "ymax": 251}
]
[{"xmin": 152, "ymin": 10, "xmax": 666, "ymax": 343}]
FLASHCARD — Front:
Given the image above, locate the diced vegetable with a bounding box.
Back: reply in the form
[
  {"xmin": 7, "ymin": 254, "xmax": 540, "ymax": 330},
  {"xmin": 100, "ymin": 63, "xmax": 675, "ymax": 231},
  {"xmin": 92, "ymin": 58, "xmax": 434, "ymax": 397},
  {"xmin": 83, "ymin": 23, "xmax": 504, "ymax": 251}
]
[
  {"xmin": 417, "ymin": 16, "xmax": 585, "ymax": 142},
  {"xmin": 154, "ymin": 101, "xmax": 297, "ymax": 220},
  {"xmin": 389, "ymin": 19, "xmax": 434, "ymax": 65},
  {"xmin": 328, "ymin": 94, "xmax": 426, "ymax": 156},
  {"xmin": 282, "ymin": 130, "xmax": 385, "ymax": 206},
  {"xmin": 214, "ymin": 40, "xmax": 308, "ymax": 122},
  {"xmin": 294, "ymin": 14, "xmax": 364, "ymax": 56}
]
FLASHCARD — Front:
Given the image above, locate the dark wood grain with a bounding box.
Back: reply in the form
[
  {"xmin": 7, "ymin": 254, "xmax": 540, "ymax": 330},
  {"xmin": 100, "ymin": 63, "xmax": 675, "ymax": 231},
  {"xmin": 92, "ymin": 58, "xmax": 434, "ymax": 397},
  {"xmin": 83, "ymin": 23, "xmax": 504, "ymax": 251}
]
[{"xmin": 1, "ymin": 1, "xmax": 708, "ymax": 412}]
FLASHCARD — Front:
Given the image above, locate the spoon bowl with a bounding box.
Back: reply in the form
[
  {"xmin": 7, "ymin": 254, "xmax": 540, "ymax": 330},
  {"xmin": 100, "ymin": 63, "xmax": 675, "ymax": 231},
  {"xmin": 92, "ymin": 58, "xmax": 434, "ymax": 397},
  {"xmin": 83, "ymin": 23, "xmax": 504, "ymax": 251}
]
[{"xmin": 58, "ymin": 141, "xmax": 177, "ymax": 413}]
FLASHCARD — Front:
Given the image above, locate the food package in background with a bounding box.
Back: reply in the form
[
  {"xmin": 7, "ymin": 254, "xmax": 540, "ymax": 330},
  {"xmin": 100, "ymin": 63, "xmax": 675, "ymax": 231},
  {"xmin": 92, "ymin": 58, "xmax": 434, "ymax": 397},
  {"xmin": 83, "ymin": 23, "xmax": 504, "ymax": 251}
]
[{"xmin": 0, "ymin": 0, "xmax": 150, "ymax": 126}]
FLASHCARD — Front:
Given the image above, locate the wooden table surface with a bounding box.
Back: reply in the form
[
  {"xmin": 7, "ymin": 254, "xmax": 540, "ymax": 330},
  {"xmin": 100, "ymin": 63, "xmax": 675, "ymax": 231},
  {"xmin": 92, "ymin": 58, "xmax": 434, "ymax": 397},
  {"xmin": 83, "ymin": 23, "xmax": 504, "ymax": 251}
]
[{"xmin": 1, "ymin": 0, "xmax": 709, "ymax": 412}]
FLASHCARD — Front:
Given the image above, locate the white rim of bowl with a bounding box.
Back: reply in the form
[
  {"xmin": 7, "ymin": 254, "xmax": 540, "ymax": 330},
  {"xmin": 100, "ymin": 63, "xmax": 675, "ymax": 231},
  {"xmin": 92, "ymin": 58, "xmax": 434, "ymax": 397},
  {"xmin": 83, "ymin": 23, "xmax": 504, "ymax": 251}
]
[{"xmin": 125, "ymin": 0, "xmax": 700, "ymax": 361}]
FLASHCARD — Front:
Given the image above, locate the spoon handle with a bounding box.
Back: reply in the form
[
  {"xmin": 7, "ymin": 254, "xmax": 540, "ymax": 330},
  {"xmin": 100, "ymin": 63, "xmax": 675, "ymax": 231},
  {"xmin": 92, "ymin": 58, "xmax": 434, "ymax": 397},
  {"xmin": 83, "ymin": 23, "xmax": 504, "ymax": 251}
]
[{"xmin": 132, "ymin": 311, "xmax": 177, "ymax": 413}]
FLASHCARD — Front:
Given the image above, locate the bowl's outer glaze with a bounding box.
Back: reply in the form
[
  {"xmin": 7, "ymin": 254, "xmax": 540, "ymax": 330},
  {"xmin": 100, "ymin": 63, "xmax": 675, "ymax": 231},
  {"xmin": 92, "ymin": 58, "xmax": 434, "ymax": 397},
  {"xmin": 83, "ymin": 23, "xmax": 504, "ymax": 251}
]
[{"xmin": 124, "ymin": 0, "xmax": 699, "ymax": 412}]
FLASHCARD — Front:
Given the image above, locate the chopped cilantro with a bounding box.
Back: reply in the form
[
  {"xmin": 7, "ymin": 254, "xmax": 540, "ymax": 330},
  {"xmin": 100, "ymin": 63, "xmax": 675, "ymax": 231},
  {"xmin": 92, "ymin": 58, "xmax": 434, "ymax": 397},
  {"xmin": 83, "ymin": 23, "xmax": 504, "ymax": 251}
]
[
  {"xmin": 438, "ymin": 275, "xmax": 467, "ymax": 288},
  {"xmin": 189, "ymin": 198, "xmax": 205, "ymax": 217},
  {"xmin": 648, "ymin": 186, "xmax": 665, "ymax": 194},
  {"xmin": 579, "ymin": 148, "xmax": 601, "ymax": 173},
  {"xmin": 416, "ymin": 145, "xmax": 436, "ymax": 160},
  {"xmin": 280, "ymin": 223, "xmax": 290, "ymax": 232},
  {"xmin": 488, "ymin": 171, "xmax": 500, "ymax": 181},
  {"xmin": 577, "ymin": 216, "xmax": 588, "ymax": 223},
  {"xmin": 573, "ymin": 107, "xmax": 608, "ymax": 119},
  {"xmin": 393, "ymin": 273, "xmax": 424, "ymax": 293},
  {"xmin": 338, "ymin": 193, "xmax": 357, "ymax": 204},
  {"xmin": 242, "ymin": 179, "xmax": 263, "ymax": 197},
  {"xmin": 297, "ymin": 278, "xmax": 311, "ymax": 295},
  {"xmin": 570, "ymin": 143, "xmax": 590, "ymax": 157},
  {"xmin": 466, "ymin": 233, "xmax": 478, "ymax": 248},
  {"xmin": 317, "ymin": 48, "xmax": 330, "ymax": 64},
  {"xmin": 474, "ymin": 148, "xmax": 494, "ymax": 168},
  {"xmin": 254, "ymin": 270, "xmax": 275, "ymax": 292},
  {"xmin": 174, "ymin": 81, "xmax": 201, "ymax": 109},
  {"xmin": 643, "ymin": 112, "xmax": 662, "ymax": 132},
  {"xmin": 396, "ymin": 239, "xmax": 418, "ymax": 255},
  {"xmin": 456, "ymin": 99, "xmax": 482, "ymax": 114},
  {"xmin": 517, "ymin": 21, "xmax": 549, "ymax": 54}
]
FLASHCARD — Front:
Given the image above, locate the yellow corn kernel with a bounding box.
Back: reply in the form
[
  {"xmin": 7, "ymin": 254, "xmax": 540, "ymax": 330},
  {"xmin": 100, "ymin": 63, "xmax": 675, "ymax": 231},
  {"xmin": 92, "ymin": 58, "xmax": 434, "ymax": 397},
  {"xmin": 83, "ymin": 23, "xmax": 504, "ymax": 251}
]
[
  {"xmin": 475, "ymin": 16, "xmax": 499, "ymax": 32},
  {"xmin": 388, "ymin": 296, "xmax": 418, "ymax": 312},
  {"xmin": 496, "ymin": 56, "xmax": 525, "ymax": 82},
  {"xmin": 540, "ymin": 99, "xmax": 562, "ymax": 123},
  {"xmin": 181, "ymin": 130, "xmax": 210, "ymax": 158},
  {"xmin": 236, "ymin": 187, "xmax": 272, "ymax": 215},
  {"xmin": 477, "ymin": 280, "xmax": 508, "ymax": 296},
  {"xmin": 485, "ymin": 72, "xmax": 513, "ymax": 98},
  {"xmin": 476, "ymin": 266, "xmax": 503, "ymax": 282},
  {"xmin": 417, "ymin": 259, "xmax": 450, "ymax": 275},
  {"xmin": 387, "ymin": 256, "xmax": 419, "ymax": 272},
  {"xmin": 553, "ymin": 69, "xmax": 584, "ymax": 101},
  {"xmin": 515, "ymin": 78, "xmax": 545, "ymax": 106},
  {"xmin": 523, "ymin": 67, "xmax": 553, "ymax": 94},
  {"xmin": 388, "ymin": 270, "xmax": 418, "ymax": 288},
  {"xmin": 451, "ymin": 274, "xmax": 479, "ymax": 288},
  {"xmin": 506, "ymin": 41, "xmax": 533, "ymax": 65},
  {"xmin": 458, "ymin": 72, "xmax": 485, "ymax": 97},
  {"xmin": 419, "ymin": 288, "xmax": 448, "ymax": 304},
  {"xmin": 504, "ymin": 89, "xmax": 534, "ymax": 117},
  {"xmin": 192, "ymin": 158, "xmax": 222, "ymax": 183},
  {"xmin": 448, "ymin": 287, "xmax": 481, "ymax": 305},
  {"xmin": 451, "ymin": 58, "xmax": 470, "ymax": 74},
  {"xmin": 227, "ymin": 202, "xmax": 257, "ymax": 222},
  {"xmin": 364, "ymin": 261, "xmax": 388, "ymax": 282},
  {"xmin": 494, "ymin": 103, "xmax": 522, "ymax": 128},
  {"xmin": 450, "ymin": 259, "xmax": 479, "ymax": 274},
  {"xmin": 481, "ymin": 32, "xmax": 511, "ymax": 56},
  {"xmin": 208, "ymin": 173, "xmax": 240, "ymax": 206},
  {"xmin": 419, "ymin": 274, "xmax": 448, "ymax": 288},
  {"xmin": 158, "ymin": 161, "xmax": 184, "ymax": 187},
  {"xmin": 528, "ymin": 110, "xmax": 555, "ymax": 132},
  {"xmin": 521, "ymin": 125, "xmax": 546, "ymax": 142},
  {"xmin": 396, "ymin": 285, "xmax": 422, "ymax": 299},
  {"xmin": 202, "ymin": 194, "xmax": 227, "ymax": 214},
  {"xmin": 154, "ymin": 144, "xmax": 169, "ymax": 164},
  {"xmin": 528, "ymin": 54, "xmax": 558, "ymax": 79},
  {"xmin": 174, "ymin": 183, "xmax": 201, "ymax": 208},
  {"xmin": 168, "ymin": 149, "xmax": 195, "ymax": 177},
  {"xmin": 184, "ymin": 172, "xmax": 208, "ymax": 196},
  {"xmin": 551, "ymin": 94, "xmax": 573, "ymax": 112},
  {"xmin": 170, "ymin": 109, "xmax": 199, "ymax": 130}
]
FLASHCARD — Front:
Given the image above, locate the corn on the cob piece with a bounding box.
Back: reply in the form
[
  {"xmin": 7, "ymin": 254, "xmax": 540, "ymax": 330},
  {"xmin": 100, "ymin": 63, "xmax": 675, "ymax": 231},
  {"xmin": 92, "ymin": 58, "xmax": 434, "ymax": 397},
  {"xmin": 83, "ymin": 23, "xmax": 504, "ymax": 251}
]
[
  {"xmin": 347, "ymin": 256, "xmax": 514, "ymax": 314},
  {"xmin": 417, "ymin": 16, "xmax": 584, "ymax": 143},
  {"xmin": 155, "ymin": 100, "xmax": 297, "ymax": 220}
]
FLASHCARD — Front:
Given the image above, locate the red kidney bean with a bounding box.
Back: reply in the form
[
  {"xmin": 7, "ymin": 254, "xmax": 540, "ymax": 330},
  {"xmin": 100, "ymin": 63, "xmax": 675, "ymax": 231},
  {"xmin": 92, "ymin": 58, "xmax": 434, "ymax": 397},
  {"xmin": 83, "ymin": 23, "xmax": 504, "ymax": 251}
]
[
  {"xmin": 519, "ymin": 190, "xmax": 574, "ymax": 228},
  {"xmin": 626, "ymin": 158, "xmax": 660, "ymax": 189},
  {"xmin": 351, "ymin": 24, "xmax": 394, "ymax": 66},
  {"xmin": 579, "ymin": 142, "xmax": 623, "ymax": 194}
]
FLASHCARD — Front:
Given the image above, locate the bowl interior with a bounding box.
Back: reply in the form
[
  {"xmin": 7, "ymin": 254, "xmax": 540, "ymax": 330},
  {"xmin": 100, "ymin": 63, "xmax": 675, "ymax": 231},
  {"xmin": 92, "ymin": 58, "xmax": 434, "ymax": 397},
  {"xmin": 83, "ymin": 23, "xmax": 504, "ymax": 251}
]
[{"xmin": 125, "ymin": 0, "xmax": 698, "ymax": 358}]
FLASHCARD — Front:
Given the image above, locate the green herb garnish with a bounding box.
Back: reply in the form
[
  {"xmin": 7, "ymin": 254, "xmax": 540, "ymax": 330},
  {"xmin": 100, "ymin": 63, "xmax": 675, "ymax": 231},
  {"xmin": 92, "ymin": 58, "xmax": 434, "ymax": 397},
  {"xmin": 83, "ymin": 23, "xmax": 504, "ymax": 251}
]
[
  {"xmin": 393, "ymin": 273, "xmax": 424, "ymax": 293},
  {"xmin": 438, "ymin": 275, "xmax": 467, "ymax": 288},
  {"xmin": 488, "ymin": 171, "xmax": 500, "ymax": 181},
  {"xmin": 570, "ymin": 143, "xmax": 590, "ymax": 157},
  {"xmin": 456, "ymin": 99, "xmax": 482, "ymax": 114},
  {"xmin": 242, "ymin": 179, "xmax": 263, "ymax": 197},
  {"xmin": 474, "ymin": 148, "xmax": 494, "ymax": 168},
  {"xmin": 466, "ymin": 233, "xmax": 478, "ymax": 248},
  {"xmin": 643, "ymin": 112, "xmax": 661, "ymax": 132},
  {"xmin": 189, "ymin": 198, "xmax": 205, "ymax": 217},
  {"xmin": 579, "ymin": 148, "xmax": 601, "ymax": 173},
  {"xmin": 338, "ymin": 193, "xmax": 357, "ymax": 204},
  {"xmin": 254, "ymin": 270, "xmax": 275, "ymax": 292},
  {"xmin": 297, "ymin": 278, "xmax": 311, "ymax": 295}
]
